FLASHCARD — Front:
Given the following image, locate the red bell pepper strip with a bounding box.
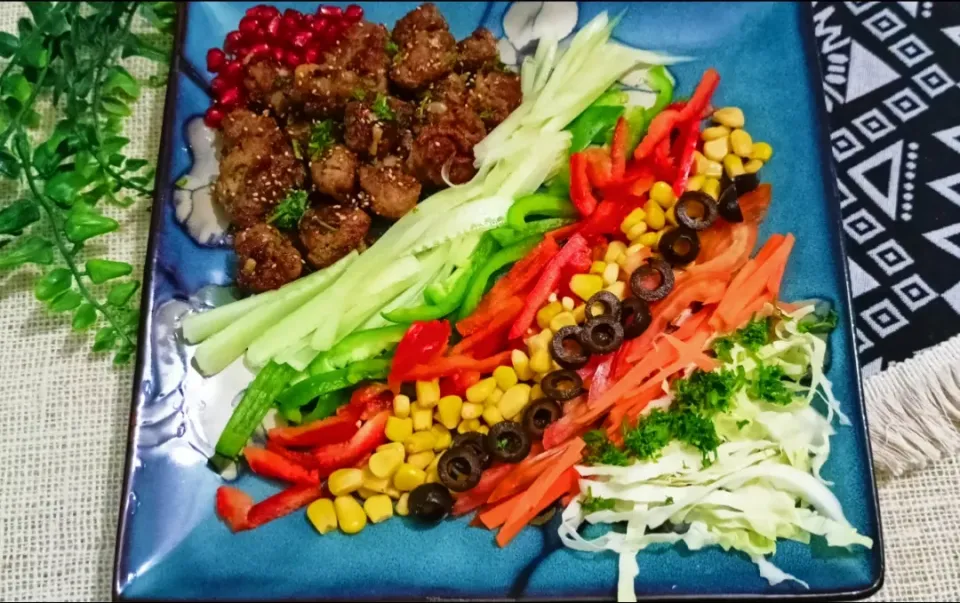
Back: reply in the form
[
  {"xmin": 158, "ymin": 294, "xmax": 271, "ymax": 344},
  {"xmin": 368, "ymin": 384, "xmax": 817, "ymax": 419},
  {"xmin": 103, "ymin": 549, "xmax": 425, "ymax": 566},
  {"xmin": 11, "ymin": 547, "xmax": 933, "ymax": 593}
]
[
  {"xmin": 312, "ymin": 411, "xmax": 389, "ymax": 477},
  {"xmin": 582, "ymin": 148, "xmax": 613, "ymax": 189},
  {"xmin": 569, "ymin": 153, "xmax": 598, "ymax": 217},
  {"xmin": 578, "ymin": 193, "xmax": 645, "ymax": 239},
  {"xmin": 266, "ymin": 439, "xmax": 320, "ymax": 469},
  {"xmin": 243, "ymin": 446, "xmax": 320, "ymax": 485},
  {"xmin": 675, "ymin": 68, "xmax": 720, "ymax": 124},
  {"xmin": 508, "ymin": 234, "xmax": 592, "ymax": 339},
  {"xmin": 672, "ymin": 119, "xmax": 702, "ymax": 196},
  {"xmin": 451, "ymin": 464, "xmax": 515, "ymax": 516},
  {"xmin": 267, "ymin": 412, "xmax": 359, "ymax": 448},
  {"xmin": 633, "ymin": 108, "xmax": 681, "ymax": 160},
  {"xmin": 587, "ymin": 354, "xmax": 615, "ymax": 406},
  {"xmin": 652, "ymin": 137, "xmax": 676, "ymax": 182},
  {"xmin": 451, "ymin": 296, "xmax": 524, "ymax": 357},
  {"xmin": 610, "ymin": 117, "xmax": 628, "ymax": 181},
  {"xmin": 215, "ymin": 486, "xmax": 254, "ymax": 532},
  {"xmin": 440, "ymin": 370, "xmax": 481, "ymax": 398},
  {"xmin": 349, "ymin": 383, "xmax": 393, "ymax": 420},
  {"xmin": 246, "ymin": 484, "xmax": 323, "ymax": 529},
  {"xmin": 388, "ymin": 320, "xmax": 451, "ymax": 389},
  {"xmin": 402, "ymin": 351, "xmax": 512, "ymax": 381}
]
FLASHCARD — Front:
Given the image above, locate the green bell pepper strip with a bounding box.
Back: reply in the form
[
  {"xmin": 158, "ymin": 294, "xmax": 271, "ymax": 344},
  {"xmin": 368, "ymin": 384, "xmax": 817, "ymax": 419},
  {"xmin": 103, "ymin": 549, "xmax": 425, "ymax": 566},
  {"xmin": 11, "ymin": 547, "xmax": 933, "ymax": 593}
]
[
  {"xmin": 307, "ymin": 324, "xmax": 407, "ymax": 375},
  {"xmin": 215, "ymin": 361, "xmax": 297, "ymax": 458},
  {"xmin": 457, "ymin": 235, "xmax": 542, "ymax": 321},
  {"xmin": 567, "ymin": 105, "xmax": 625, "ymax": 154},
  {"xmin": 298, "ymin": 389, "xmax": 351, "ymax": 425},
  {"xmin": 489, "ymin": 217, "xmax": 576, "ymax": 247},
  {"xmin": 647, "ymin": 65, "xmax": 674, "ymax": 116},
  {"xmin": 506, "ymin": 194, "xmax": 577, "ymax": 230},
  {"xmin": 279, "ymin": 358, "xmax": 392, "ymax": 421}
]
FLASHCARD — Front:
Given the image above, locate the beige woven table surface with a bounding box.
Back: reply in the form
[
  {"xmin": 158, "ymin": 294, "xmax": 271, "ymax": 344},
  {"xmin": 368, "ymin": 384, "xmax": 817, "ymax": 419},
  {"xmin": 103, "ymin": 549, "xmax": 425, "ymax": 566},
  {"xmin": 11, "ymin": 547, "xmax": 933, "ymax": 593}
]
[{"xmin": 1, "ymin": 3, "xmax": 960, "ymax": 602}]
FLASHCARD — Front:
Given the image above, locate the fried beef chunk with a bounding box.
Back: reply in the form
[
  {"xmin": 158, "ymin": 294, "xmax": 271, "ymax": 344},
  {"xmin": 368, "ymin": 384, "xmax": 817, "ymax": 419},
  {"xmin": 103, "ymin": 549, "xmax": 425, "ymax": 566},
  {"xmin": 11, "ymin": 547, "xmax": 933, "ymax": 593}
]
[
  {"xmin": 343, "ymin": 96, "xmax": 414, "ymax": 159},
  {"xmin": 407, "ymin": 107, "xmax": 486, "ymax": 187},
  {"xmin": 244, "ymin": 58, "xmax": 295, "ymax": 116},
  {"xmin": 298, "ymin": 205, "xmax": 371, "ymax": 269},
  {"xmin": 469, "ymin": 68, "xmax": 522, "ymax": 128},
  {"xmin": 358, "ymin": 164, "xmax": 422, "ymax": 219},
  {"xmin": 234, "ymin": 223, "xmax": 303, "ymax": 292},
  {"xmin": 310, "ymin": 144, "xmax": 359, "ymax": 202},
  {"xmin": 456, "ymin": 28, "xmax": 499, "ymax": 73}
]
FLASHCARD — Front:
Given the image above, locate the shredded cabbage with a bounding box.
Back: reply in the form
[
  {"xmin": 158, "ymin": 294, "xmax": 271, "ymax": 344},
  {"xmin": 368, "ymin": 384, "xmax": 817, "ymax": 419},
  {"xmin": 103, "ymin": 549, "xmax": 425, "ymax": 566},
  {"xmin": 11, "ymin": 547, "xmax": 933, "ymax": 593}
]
[{"xmin": 560, "ymin": 304, "xmax": 873, "ymax": 599}]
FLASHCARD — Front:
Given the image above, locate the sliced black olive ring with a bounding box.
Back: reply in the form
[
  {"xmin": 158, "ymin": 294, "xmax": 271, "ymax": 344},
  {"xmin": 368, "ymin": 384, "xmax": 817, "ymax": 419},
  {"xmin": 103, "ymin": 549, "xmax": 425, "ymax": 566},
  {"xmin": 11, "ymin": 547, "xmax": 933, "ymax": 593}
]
[
  {"xmin": 522, "ymin": 398, "xmax": 562, "ymax": 439},
  {"xmin": 550, "ymin": 325, "xmax": 591, "ymax": 370},
  {"xmin": 619, "ymin": 297, "xmax": 652, "ymax": 340},
  {"xmin": 674, "ymin": 191, "xmax": 719, "ymax": 231},
  {"xmin": 579, "ymin": 315, "xmax": 624, "ymax": 354},
  {"xmin": 584, "ymin": 291, "xmax": 621, "ymax": 323},
  {"xmin": 407, "ymin": 483, "xmax": 454, "ymax": 524},
  {"xmin": 717, "ymin": 183, "xmax": 744, "ymax": 223},
  {"xmin": 629, "ymin": 258, "xmax": 674, "ymax": 302},
  {"xmin": 530, "ymin": 504, "xmax": 557, "ymax": 526},
  {"xmin": 451, "ymin": 432, "xmax": 492, "ymax": 469},
  {"xmin": 540, "ymin": 369, "xmax": 584, "ymax": 402},
  {"xmin": 485, "ymin": 421, "xmax": 532, "ymax": 463},
  {"xmin": 733, "ymin": 172, "xmax": 760, "ymax": 195},
  {"xmin": 658, "ymin": 227, "xmax": 701, "ymax": 266},
  {"xmin": 437, "ymin": 446, "xmax": 483, "ymax": 492}
]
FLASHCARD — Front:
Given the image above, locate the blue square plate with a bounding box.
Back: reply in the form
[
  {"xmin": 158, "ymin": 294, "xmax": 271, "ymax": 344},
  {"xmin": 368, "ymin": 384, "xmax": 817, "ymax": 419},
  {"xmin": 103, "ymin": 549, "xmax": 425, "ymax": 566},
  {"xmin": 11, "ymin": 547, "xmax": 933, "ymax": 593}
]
[{"xmin": 115, "ymin": 2, "xmax": 884, "ymax": 600}]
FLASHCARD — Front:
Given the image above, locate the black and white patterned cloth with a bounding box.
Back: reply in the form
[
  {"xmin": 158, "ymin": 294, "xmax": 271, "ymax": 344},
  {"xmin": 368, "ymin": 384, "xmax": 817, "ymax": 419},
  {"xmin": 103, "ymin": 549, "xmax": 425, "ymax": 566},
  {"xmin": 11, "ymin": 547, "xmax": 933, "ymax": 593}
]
[{"xmin": 812, "ymin": 1, "xmax": 960, "ymax": 377}]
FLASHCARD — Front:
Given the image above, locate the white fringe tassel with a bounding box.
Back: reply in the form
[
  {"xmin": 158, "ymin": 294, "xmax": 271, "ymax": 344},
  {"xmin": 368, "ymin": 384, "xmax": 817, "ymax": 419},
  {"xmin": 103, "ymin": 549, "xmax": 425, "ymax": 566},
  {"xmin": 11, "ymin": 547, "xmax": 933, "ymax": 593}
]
[{"xmin": 865, "ymin": 334, "xmax": 960, "ymax": 476}]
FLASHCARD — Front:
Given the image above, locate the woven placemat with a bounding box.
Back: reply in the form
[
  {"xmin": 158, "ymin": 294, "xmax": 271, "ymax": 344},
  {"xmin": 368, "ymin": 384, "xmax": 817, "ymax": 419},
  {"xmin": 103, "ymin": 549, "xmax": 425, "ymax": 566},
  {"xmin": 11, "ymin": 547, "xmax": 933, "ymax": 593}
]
[{"xmin": 0, "ymin": 2, "xmax": 958, "ymax": 601}]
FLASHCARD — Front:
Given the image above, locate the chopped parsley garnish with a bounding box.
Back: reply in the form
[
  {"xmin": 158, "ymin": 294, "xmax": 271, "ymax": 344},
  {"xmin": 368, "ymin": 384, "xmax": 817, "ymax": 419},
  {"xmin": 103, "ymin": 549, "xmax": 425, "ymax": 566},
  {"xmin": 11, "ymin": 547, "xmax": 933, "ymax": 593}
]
[
  {"xmin": 623, "ymin": 410, "xmax": 674, "ymax": 460},
  {"xmin": 748, "ymin": 363, "xmax": 794, "ymax": 405},
  {"xmin": 267, "ymin": 189, "xmax": 308, "ymax": 230},
  {"xmin": 673, "ymin": 367, "xmax": 745, "ymax": 416},
  {"xmin": 351, "ymin": 88, "xmax": 367, "ymax": 101},
  {"xmin": 581, "ymin": 488, "xmax": 617, "ymax": 514},
  {"xmin": 584, "ymin": 430, "xmax": 629, "ymax": 466},
  {"xmin": 307, "ymin": 120, "xmax": 336, "ymax": 160},
  {"xmin": 798, "ymin": 309, "xmax": 838, "ymax": 334},
  {"xmin": 372, "ymin": 93, "xmax": 395, "ymax": 121},
  {"xmin": 711, "ymin": 316, "xmax": 771, "ymax": 360},
  {"xmin": 385, "ymin": 40, "xmax": 399, "ymax": 56},
  {"xmin": 479, "ymin": 109, "xmax": 495, "ymax": 121},
  {"xmin": 291, "ymin": 139, "xmax": 303, "ymax": 160}
]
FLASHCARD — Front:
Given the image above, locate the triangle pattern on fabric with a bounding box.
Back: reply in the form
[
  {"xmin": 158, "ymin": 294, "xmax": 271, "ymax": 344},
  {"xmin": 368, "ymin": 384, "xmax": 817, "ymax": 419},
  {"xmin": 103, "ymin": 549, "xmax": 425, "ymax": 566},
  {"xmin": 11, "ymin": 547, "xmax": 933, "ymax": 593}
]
[
  {"xmin": 847, "ymin": 140, "xmax": 903, "ymax": 219},
  {"xmin": 848, "ymin": 257, "xmax": 880, "ymax": 297},
  {"xmin": 943, "ymin": 25, "xmax": 960, "ymax": 48},
  {"xmin": 897, "ymin": 1, "xmax": 919, "ymax": 17},
  {"xmin": 933, "ymin": 124, "xmax": 960, "ymax": 156},
  {"xmin": 845, "ymin": 40, "xmax": 901, "ymax": 103},
  {"xmin": 836, "ymin": 176, "xmax": 858, "ymax": 208},
  {"xmin": 923, "ymin": 223, "xmax": 960, "ymax": 261},
  {"xmin": 928, "ymin": 172, "xmax": 960, "ymax": 209}
]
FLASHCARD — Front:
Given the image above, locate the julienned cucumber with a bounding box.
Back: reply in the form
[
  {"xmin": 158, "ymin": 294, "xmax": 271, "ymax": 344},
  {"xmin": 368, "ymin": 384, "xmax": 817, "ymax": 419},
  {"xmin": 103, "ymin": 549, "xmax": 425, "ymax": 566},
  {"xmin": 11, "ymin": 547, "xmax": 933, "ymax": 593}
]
[{"xmin": 214, "ymin": 361, "xmax": 297, "ymax": 459}]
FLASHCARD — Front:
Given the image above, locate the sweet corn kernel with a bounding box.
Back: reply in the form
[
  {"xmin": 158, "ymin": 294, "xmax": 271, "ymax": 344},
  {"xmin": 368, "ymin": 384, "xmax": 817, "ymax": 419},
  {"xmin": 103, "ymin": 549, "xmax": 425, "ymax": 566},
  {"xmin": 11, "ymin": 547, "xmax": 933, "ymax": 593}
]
[
  {"xmin": 404, "ymin": 431, "xmax": 436, "ymax": 454},
  {"xmin": 411, "ymin": 407, "xmax": 433, "ymax": 431},
  {"xmin": 406, "ymin": 449, "xmax": 434, "ymax": 470},
  {"xmin": 550, "ymin": 311, "xmax": 577, "ymax": 331},
  {"xmin": 744, "ymin": 159, "xmax": 763, "ymax": 174},
  {"xmin": 361, "ymin": 466, "xmax": 391, "ymax": 493},
  {"xmin": 437, "ymin": 395, "xmax": 463, "ymax": 428},
  {"xmin": 602, "ymin": 262, "xmax": 620, "ymax": 286},
  {"xmin": 430, "ymin": 424, "xmax": 451, "ymax": 450},
  {"xmin": 425, "ymin": 464, "xmax": 441, "ymax": 483},
  {"xmin": 569, "ymin": 274, "xmax": 604, "ymax": 301},
  {"xmin": 751, "ymin": 141, "xmax": 773, "ymax": 162},
  {"xmin": 392, "ymin": 463, "xmax": 426, "ymax": 491},
  {"xmin": 547, "ymin": 292, "xmax": 558, "ymax": 303},
  {"xmin": 620, "ymin": 208, "xmax": 647, "ymax": 234},
  {"xmin": 530, "ymin": 347, "xmax": 551, "ymax": 374},
  {"xmin": 535, "ymin": 301, "xmax": 562, "ymax": 330},
  {"xmin": 461, "ymin": 402, "xmax": 484, "ymax": 420},
  {"xmin": 702, "ymin": 136, "xmax": 729, "ymax": 162},
  {"xmin": 328, "ymin": 468, "xmax": 363, "ymax": 496},
  {"xmin": 476, "ymin": 425, "xmax": 489, "ymax": 435},
  {"xmin": 605, "ymin": 281, "xmax": 627, "ymax": 300},
  {"xmin": 307, "ymin": 498, "xmax": 338, "ymax": 535},
  {"xmin": 482, "ymin": 404, "xmax": 504, "ymax": 426},
  {"xmin": 650, "ymin": 181, "xmax": 676, "ymax": 208},
  {"xmin": 626, "ymin": 243, "xmax": 646, "ymax": 256},
  {"xmin": 637, "ymin": 232, "xmax": 659, "ymax": 247},
  {"xmin": 701, "ymin": 125, "xmax": 730, "ymax": 141},
  {"xmin": 572, "ymin": 304, "xmax": 586, "ymax": 324},
  {"xmin": 532, "ymin": 372, "xmax": 544, "ymax": 383},
  {"xmin": 685, "ymin": 174, "xmax": 705, "ymax": 192},
  {"xmin": 730, "ymin": 129, "xmax": 753, "ymax": 157},
  {"xmin": 363, "ymin": 494, "xmax": 393, "ymax": 524},
  {"xmin": 604, "ymin": 241, "xmax": 627, "ymax": 263},
  {"xmin": 392, "ymin": 394, "xmax": 411, "ymax": 419},
  {"xmin": 377, "ymin": 441, "xmax": 405, "ymax": 456},
  {"xmin": 334, "ymin": 495, "xmax": 366, "ymax": 534},
  {"xmin": 457, "ymin": 418, "xmax": 482, "ymax": 433},
  {"xmin": 486, "ymin": 387, "xmax": 504, "ymax": 405},
  {"xmin": 643, "ymin": 199, "xmax": 666, "ymax": 231},
  {"xmin": 527, "ymin": 328, "xmax": 553, "ymax": 355},
  {"xmin": 498, "ymin": 383, "xmax": 532, "ymax": 419},
  {"xmin": 590, "ymin": 260, "xmax": 607, "ymax": 275},
  {"xmin": 493, "ymin": 366, "xmax": 519, "ymax": 391},
  {"xmin": 396, "ymin": 493, "xmax": 410, "ymax": 516},
  {"xmin": 427, "ymin": 452, "xmax": 442, "ymax": 473},
  {"xmin": 357, "ymin": 487, "xmax": 379, "ymax": 500},
  {"xmin": 368, "ymin": 448, "xmax": 404, "ymax": 479},
  {"xmin": 723, "ymin": 154, "xmax": 745, "ymax": 178},
  {"xmin": 466, "ymin": 379, "xmax": 496, "ymax": 404},
  {"xmin": 702, "ymin": 177, "xmax": 721, "ymax": 201},
  {"xmin": 562, "ymin": 296, "xmax": 577, "ymax": 312},
  {"xmin": 666, "ymin": 204, "xmax": 678, "ymax": 226},
  {"xmin": 531, "ymin": 383, "xmax": 544, "ymax": 401},
  {"xmin": 511, "ymin": 349, "xmax": 534, "ymax": 381},
  {"xmin": 627, "ymin": 222, "xmax": 648, "ymax": 242},
  {"xmin": 415, "ymin": 380, "xmax": 440, "ymax": 408},
  {"xmin": 713, "ymin": 106, "xmax": 745, "ymax": 129},
  {"xmin": 385, "ymin": 486, "xmax": 402, "ymax": 500},
  {"xmin": 385, "ymin": 416, "xmax": 413, "ymax": 442}
]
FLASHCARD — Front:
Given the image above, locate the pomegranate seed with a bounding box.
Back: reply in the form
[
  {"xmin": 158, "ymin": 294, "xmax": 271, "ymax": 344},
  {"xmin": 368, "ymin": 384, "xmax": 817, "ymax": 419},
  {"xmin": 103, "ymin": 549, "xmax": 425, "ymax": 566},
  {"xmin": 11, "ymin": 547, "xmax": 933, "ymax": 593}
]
[
  {"xmin": 248, "ymin": 42, "xmax": 270, "ymax": 58},
  {"xmin": 222, "ymin": 60, "xmax": 243, "ymax": 82},
  {"xmin": 266, "ymin": 15, "xmax": 281, "ymax": 39},
  {"xmin": 224, "ymin": 30, "xmax": 244, "ymax": 54},
  {"xmin": 312, "ymin": 16, "xmax": 329, "ymax": 33},
  {"xmin": 320, "ymin": 6, "xmax": 343, "ymax": 18},
  {"xmin": 304, "ymin": 48, "xmax": 320, "ymax": 63},
  {"xmin": 219, "ymin": 86, "xmax": 241, "ymax": 109},
  {"xmin": 258, "ymin": 5, "xmax": 279, "ymax": 22},
  {"xmin": 206, "ymin": 48, "xmax": 226, "ymax": 72},
  {"xmin": 284, "ymin": 50, "xmax": 303, "ymax": 68},
  {"xmin": 281, "ymin": 14, "xmax": 300, "ymax": 34},
  {"xmin": 204, "ymin": 106, "xmax": 224, "ymax": 128},
  {"xmin": 210, "ymin": 75, "xmax": 228, "ymax": 95},
  {"xmin": 239, "ymin": 16, "xmax": 258, "ymax": 35},
  {"xmin": 283, "ymin": 8, "xmax": 302, "ymax": 21},
  {"xmin": 291, "ymin": 31, "xmax": 313, "ymax": 49},
  {"xmin": 304, "ymin": 14, "xmax": 315, "ymax": 27},
  {"xmin": 272, "ymin": 46, "xmax": 286, "ymax": 62},
  {"xmin": 345, "ymin": 5, "xmax": 363, "ymax": 21}
]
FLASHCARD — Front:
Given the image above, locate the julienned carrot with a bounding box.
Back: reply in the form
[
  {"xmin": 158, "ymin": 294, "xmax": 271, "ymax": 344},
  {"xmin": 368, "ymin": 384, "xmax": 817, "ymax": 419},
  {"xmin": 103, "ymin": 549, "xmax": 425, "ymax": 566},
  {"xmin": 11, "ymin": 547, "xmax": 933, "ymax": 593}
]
[
  {"xmin": 590, "ymin": 340, "xmax": 678, "ymax": 411},
  {"xmin": 738, "ymin": 183, "xmax": 773, "ymax": 224},
  {"xmin": 487, "ymin": 444, "xmax": 561, "ymax": 503},
  {"xmin": 452, "ymin": 464, "xmax": 515, "ymax": 516},
  {"xmin": 668, "ymin": 307, "xmax": 711, "ymax": 342},
  {"xmin": 766, "ymin": 236, "xmax": 795, "ymax": 296},
  {"xmin": 714, "ymin": 234, "xmax": 795, "ymax": 328},
  {"xmin": 728, "ymin": 292, "xmax": 775, "ymax": 331},
  {"xmin": 685, "ymin": 221, "xmax": 756, "ymax": 279}
]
